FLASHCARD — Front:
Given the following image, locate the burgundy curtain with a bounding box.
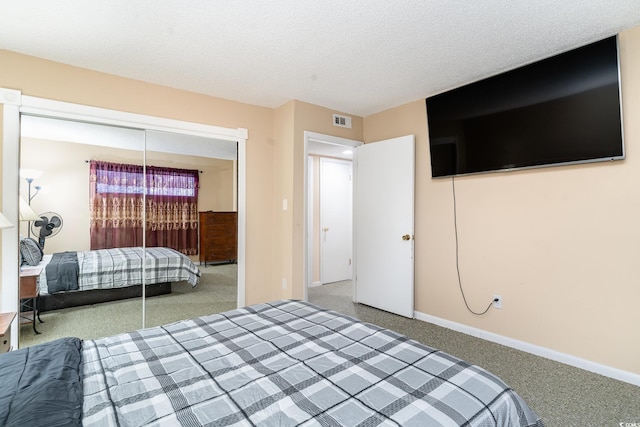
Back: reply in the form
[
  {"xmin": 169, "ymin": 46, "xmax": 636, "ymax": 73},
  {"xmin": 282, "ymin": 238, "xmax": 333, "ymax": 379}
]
[
  {"xmin": 145, "ymin": 165, "xmax": 199, "ymax": 255},
  {"xmin": 90, "ymin": 161, "xmax": 144, "ymax": 249},
  {"xmin": 90, "ymin": 161, "xmax": 199, "ymax": 255}
]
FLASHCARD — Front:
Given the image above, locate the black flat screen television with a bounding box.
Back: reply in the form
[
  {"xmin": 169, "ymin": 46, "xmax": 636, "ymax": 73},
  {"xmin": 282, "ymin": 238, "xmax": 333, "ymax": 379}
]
[{"xmin": 426, "ymin": 36, "xmax": 624, "ymax": 178}]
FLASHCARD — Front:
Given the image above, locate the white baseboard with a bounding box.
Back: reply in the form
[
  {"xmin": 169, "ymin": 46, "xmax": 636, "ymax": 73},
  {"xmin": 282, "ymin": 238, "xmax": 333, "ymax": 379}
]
[
  {"xmin": 414, "ymin": 310, "xmax": 640, "ymax": 387},
  {"xmin": 308, "ymin": 281, "xmax": 323, "ymax": 288}
]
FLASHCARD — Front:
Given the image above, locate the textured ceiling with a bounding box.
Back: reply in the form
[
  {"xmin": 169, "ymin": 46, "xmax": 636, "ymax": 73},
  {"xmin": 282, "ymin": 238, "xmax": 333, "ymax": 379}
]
[{"xmin": 1, "ymin": 1, "xmax": 640, "ymax": 117}]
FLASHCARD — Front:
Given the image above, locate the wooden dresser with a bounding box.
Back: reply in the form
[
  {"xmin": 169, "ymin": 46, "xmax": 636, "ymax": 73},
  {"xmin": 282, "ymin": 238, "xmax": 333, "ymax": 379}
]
[{"xmin": 199, "ymin": 211, "xmax": 238, "ymax": 265}]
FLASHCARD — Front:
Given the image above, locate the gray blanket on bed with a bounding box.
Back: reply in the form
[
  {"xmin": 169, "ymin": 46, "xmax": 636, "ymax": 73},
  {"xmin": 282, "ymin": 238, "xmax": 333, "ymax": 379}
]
[
  {"xmin": 0, "ymin": 337, "xmax": 83, "ymax": 426},
  {"xmin": 82, "ymin": 300, "xmax": 544, "ymax": 426},
  {"xmin": 45, "ymin": 251, "xmax": 79, "ymax": 293}
]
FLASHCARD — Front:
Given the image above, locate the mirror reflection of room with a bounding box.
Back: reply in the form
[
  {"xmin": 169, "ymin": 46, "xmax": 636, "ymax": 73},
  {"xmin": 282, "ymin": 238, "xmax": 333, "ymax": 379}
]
[
  {"xmin": 18, "ymin": 117, "xmax": 145, "ymax": 346},
  {"xmin": 144, "ymin": 130, "xmax": 238, "ymax": 329},
  {"xmin": 18, "ymin": 118, "xmax": 238, "ymax": 348}
]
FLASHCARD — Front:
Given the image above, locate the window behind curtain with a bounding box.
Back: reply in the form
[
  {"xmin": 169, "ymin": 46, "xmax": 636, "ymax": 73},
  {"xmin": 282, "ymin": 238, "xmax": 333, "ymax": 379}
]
[{"xmin": 89, "ymin": 160, "xmax": 199, "ymax": 255}]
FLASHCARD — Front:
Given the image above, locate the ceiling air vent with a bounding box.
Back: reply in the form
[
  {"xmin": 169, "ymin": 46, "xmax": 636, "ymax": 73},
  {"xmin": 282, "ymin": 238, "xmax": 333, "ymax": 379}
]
[{"xmin": 332, "ymin": 114, "xmax": 352, "ymax": 129}]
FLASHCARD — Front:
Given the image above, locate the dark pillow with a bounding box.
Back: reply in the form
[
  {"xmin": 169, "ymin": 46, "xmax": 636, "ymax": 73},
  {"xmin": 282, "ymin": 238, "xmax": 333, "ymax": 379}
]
[{"xmin": 19, "ymin": 238, "xmax": 43, "ymax": 266}]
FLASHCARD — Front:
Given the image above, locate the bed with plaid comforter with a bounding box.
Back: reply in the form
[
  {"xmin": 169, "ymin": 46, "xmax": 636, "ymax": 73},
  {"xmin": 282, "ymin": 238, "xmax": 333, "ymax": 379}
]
[
  {"xmin": 81, "ymin": 300, "xmax": 544, "ymax": 426},
  {"xmin": 38, "ymin": 246, "xmax": 200, "ymax": 294}
]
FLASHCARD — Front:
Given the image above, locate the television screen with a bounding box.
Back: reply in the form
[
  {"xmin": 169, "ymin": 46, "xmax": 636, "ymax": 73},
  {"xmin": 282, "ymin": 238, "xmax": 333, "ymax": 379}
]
[{"xmin": 426, "ymin": 36, "xmax": 624, "ymax": 178}]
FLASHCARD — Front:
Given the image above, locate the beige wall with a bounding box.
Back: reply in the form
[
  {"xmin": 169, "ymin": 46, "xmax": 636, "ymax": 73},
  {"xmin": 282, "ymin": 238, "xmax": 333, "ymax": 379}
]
[
  {"xmin": 20, "ymin": 137, "xmax": 234, "ymax": 255},
  {"xmin": 273, "ymin": 100, "xmax": 296, "ymax": 300},
  {"xmin": 363, "ymin": 27, "xmax": 640, "ymax": 375}
]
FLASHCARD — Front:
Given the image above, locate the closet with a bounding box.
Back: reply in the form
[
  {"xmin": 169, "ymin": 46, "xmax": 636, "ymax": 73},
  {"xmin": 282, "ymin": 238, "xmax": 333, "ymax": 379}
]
[{"xmin": 0, "ymin": 90, "xmax": 246, "ymax": 351}]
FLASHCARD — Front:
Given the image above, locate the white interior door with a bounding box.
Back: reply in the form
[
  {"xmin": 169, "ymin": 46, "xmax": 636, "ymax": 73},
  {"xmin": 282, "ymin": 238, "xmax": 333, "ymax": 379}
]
[
  {"xmin": 320, "ymin": 158, "xmax": 352, "ymax": 284},
  {"xmin": 355, "ymin": 135, "xmax": 415, "ymax": 318}
]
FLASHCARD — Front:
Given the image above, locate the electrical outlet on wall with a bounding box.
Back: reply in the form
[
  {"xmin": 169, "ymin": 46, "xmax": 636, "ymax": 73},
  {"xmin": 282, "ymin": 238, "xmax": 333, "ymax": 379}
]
[{"xmin": 493, "ymin": 295, "xmax": 502, "ymax": 309}]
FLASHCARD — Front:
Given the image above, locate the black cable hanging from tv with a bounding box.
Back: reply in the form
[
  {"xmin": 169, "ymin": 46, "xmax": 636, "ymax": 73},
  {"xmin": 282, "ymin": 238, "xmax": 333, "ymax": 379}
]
[{"xmin": 452, "ymin": 176, "xmax": 494, "ymax": 315}]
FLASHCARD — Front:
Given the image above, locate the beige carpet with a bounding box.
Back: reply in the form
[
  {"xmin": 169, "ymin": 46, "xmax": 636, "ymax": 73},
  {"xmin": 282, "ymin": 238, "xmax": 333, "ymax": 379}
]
[{"xmin": 20, "ymin": 263, "xmax": 237, "ymax": 347}]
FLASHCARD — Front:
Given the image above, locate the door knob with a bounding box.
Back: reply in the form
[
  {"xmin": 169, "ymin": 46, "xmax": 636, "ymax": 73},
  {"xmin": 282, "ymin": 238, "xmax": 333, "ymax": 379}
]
[
  {"xmin": 402, "ymin": 234, "xmax": 411, "ymax": 241},
  {"xmin": 323, "ymin": 227, "xmax": 329, "ymax": 232}
]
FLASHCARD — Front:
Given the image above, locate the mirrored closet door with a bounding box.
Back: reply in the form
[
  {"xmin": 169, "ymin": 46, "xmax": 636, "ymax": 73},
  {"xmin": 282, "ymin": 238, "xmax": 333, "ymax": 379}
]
[
  {"xmin": 17, "ymin": 117, "xmax": 240, "ymax": 347},
  {"xmin": 144, "ymin": 131, "xmax": 238, "ymax": 328},
  {"xmin": 18, "ymin": 116, "xmax": 146, "ymax": 346}
]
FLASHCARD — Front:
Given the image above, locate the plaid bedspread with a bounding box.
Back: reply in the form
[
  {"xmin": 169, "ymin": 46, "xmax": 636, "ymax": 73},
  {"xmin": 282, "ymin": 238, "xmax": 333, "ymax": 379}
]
[
  {"xmin": 39, "ymin": 247, "xmax": 200, "ymax": 294},
  {"xmin": 81, "ymin": 300, "xmax": 543, "ymax": 426}
]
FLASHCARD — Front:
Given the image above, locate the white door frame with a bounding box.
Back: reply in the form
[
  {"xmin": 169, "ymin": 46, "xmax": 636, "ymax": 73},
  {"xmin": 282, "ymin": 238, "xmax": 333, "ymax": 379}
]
[
  {"xmin": 1, "ymin": 88, "xmax": 247, "ymax": 349},
  {"xmin": 303, "ymin": 131, "xmax": 362, "ymax": 302}
]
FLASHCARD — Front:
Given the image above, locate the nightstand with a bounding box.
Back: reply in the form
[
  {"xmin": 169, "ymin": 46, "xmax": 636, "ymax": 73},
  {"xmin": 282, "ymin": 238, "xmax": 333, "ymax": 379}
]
[
  {"xmin": 0, "ymin": 312, "xmax": 16, "ymax": 352},
  {"xmin": 20, "ymin": 267, "xmax": 44, "ymax": 334}
]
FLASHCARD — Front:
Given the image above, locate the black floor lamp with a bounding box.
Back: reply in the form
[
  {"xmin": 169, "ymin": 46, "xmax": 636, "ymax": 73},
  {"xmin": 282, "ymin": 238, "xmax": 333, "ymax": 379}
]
[{"xmin": 20, "ymin": 169, "xmax": 42, "ymax": 238}]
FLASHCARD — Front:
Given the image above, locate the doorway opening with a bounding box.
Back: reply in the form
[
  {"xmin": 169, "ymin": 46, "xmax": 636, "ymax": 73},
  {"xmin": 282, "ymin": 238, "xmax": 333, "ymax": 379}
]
[{"xmin": 303, "ymin": 131, "xmax": 362, "ymax": 303}]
